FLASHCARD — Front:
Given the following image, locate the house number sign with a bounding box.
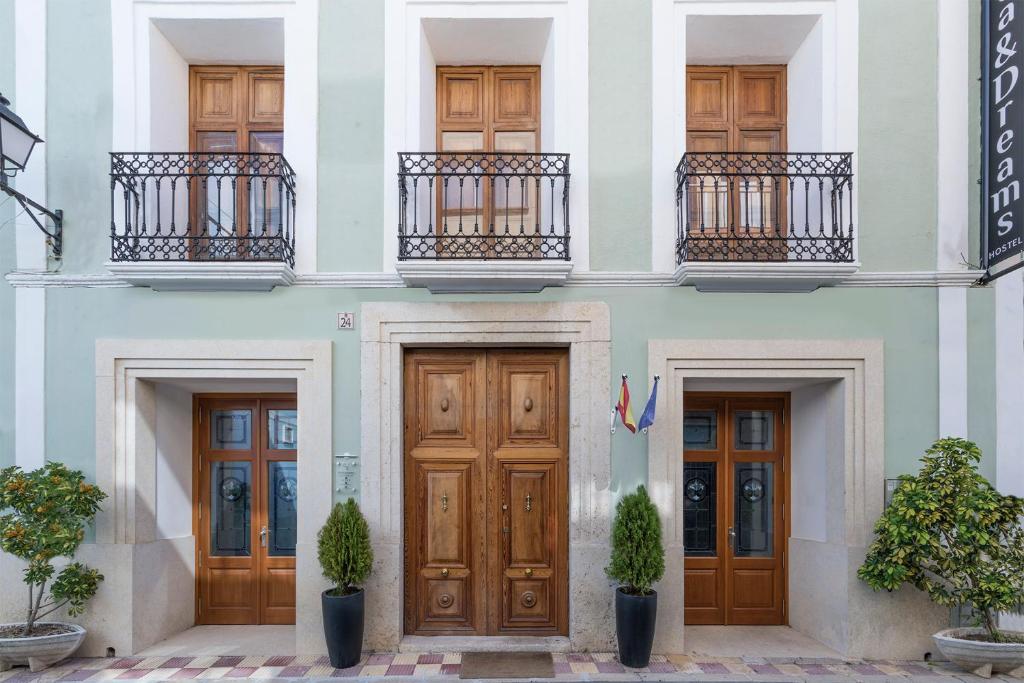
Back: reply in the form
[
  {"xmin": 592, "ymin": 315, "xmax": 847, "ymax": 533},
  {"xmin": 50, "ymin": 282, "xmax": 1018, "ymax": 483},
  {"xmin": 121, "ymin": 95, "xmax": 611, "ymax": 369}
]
[
  {"xmin": 337, "ymin": 312, "xmax": 355, "ymax": 330},
  {"xmin": 982, "ymin": 0, "xmax": 1024, "ymax": 281}
]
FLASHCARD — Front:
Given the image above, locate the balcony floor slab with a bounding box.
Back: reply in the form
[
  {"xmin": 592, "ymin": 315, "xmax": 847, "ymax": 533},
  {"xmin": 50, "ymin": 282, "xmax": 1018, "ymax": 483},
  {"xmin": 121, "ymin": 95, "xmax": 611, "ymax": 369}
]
[
  {"xmin": 395, "ymin": 260, "xmax": 573, "ymax": 293},
  {"xmin": 106, "ymin": 261, "xmax": 296, "ymax": 291},
  {"xmin": 673, "ymin": 261, "xmax": 861, "ymax": 293}
]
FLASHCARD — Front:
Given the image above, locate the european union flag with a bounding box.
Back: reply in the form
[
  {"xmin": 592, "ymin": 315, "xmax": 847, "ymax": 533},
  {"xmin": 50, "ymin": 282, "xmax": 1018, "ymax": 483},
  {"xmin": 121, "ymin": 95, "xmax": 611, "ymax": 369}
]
[{"xmin": 638, "ymin": 375, "xmax": 659, "ymax": 434}]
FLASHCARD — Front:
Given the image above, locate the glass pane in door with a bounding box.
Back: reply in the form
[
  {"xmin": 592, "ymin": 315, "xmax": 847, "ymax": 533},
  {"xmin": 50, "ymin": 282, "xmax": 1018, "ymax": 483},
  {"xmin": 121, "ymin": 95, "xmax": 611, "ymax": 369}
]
[
  {"xmin": 195, "ymin": 131, "xmax": 238, "ymax": 244},
  {"xmin": 267, "ymin": 409, "xmax": 297, "ymax": 450},
  {"xmin": 683, "ymin": 462, "xmax": 717, "ymax": 557},
  {"xmin": 733, "ymin": 462, "xmax": 773, "ymax": 557},
  {"xmin": 733, "ymin": 410, "xmax": 774, "ymax": 450},
  {"xmin": 267, "ymin": 461, "xmax": 297, "ymax": 557},
  {"xmin": 249, "ymin": 131, "xmax": 284, "ymax": 242},
  {"xmin": 211, "ymin": 461, "xmax": 252, "ymax": 556},
  {"xmin": 211, "ymin": 409, "xmax": 253, "ymax": 450},
  {"xmin": 684, "ymin": 409, "xmax": 718, "ymax": 449}
]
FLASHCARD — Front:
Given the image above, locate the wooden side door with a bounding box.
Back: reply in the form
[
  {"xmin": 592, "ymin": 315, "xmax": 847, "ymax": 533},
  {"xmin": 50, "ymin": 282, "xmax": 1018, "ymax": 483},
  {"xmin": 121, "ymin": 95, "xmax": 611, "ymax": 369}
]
[
  {"xmin": 196, "ymin": 394, "xmax": 297, "ymax": 625},
  {"xmin": 685, "ymin": 66, "xmax": 786, "ymax": 260},
  {"xmin": 259, "ymin": 399, "xmax": 298, "ymax": 624},
  {"xmin": 487, "ymin": 350, "xmax": 569, "ymax": 635},
  {"xmin": 403, "ymin": 350, "xmax": 488, "ymax": 635},
  {"xmin": 189, "ymin": 66, "xmax": 284, "ymax": 256},
  {"xmin": 683, "ymin": 393, "xmax": 788, "ymax": 625}
]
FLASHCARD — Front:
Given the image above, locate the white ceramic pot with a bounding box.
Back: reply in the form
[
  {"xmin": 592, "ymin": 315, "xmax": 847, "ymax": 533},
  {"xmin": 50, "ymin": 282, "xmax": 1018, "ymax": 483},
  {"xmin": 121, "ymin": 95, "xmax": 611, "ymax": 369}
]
[
  {"xmin": 933, "ymin": 627, "xmax": 1024, "ymax": 679},
  {"xmin": 0, "ymin": 622, "xmax": 87, "ymax": 672}
]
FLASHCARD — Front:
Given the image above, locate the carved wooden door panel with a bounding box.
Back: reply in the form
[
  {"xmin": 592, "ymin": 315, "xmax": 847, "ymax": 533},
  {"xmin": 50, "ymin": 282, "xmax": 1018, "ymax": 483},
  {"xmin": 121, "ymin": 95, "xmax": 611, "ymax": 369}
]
[
  {"xmin": 488, "ymin": 351, "xmax": 568, "ymax": 634},
  {"xmin": 403, "ymin": 351, "xmax": 488, "ymax": 634},
  {"xmin": 404, "ymin": 349, "xmax": 568, "ymax": 636}
]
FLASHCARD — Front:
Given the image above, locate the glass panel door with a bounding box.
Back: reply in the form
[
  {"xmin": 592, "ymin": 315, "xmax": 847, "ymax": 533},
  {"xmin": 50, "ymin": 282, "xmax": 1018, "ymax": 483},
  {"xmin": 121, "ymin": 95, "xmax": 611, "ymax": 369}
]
[
  {"xmin": 266, "ymin": 461, "xmax": 297, "ymax": 557},
  {"xmin": 211, "ymin": 461, "xmax": 252, "ymax": 556},
  {"xmin": 732, "ymin": 462, "xmax": 773, "ymax": 557}
]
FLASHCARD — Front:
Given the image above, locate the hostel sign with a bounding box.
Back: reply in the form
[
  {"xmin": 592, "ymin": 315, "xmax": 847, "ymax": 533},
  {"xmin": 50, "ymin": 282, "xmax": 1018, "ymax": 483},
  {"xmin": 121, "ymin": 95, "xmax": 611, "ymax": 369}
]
[{"xmin": 983, "ymin": 0, "xmax": 1024, "ymax": 281}]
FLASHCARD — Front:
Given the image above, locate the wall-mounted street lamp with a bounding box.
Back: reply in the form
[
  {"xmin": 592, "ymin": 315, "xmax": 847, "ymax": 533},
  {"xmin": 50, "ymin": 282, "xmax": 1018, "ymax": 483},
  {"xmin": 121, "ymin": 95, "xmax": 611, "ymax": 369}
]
[{"xmin": 0, "ymin": 92, "xmax": 62, "ymax": 259}]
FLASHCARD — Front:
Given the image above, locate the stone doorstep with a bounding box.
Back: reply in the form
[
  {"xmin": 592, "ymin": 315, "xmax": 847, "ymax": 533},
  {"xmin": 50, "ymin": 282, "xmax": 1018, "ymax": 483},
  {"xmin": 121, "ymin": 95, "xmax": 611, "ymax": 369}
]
[{"xmin": 0, "ymin": 653, "xmax": 1003, "ymax": 682}]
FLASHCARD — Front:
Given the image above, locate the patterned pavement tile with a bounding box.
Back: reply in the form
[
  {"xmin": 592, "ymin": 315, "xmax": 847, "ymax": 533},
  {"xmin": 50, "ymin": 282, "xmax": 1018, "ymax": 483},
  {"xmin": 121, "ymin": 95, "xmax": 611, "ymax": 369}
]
[
  {"xmin": 194, "ymin": 667, "xmax": 230, "ymax": 679},
  {"xmin": 141, "ymin": 669, "xmax": 179, "ymax": 680},
  {"xmin": 223, "ymin": 666, "xmax": 258, "ymax": 678},
  {"xmin": 276, "ymin": 666, "xmax": 309, "ymax": 678},
  {"xmin": 209, "ymin": 658, "xmax": 242, "ymax": 670},
  {"xmin": 168, "ymin": 669, "xmax": 204, "ymax": 680},
  {"xmin": 58, "ymin": 669, "xmax": 101, "ymax": 681},
  {"xmin": 439, "ymin": 663, "xmax": 460, "ymax": 676},
  {"xmin": 416, "ymin": 654, "xmax": 442, "ymax": 665}
]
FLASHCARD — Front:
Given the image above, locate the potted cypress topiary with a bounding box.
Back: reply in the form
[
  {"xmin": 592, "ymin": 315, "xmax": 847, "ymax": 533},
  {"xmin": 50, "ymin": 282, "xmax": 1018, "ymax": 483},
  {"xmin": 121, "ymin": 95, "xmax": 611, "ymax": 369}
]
[
  {"xmin": 317, "ymin": 499, "xmax": 373, "ymax": 669},
  {"xmin": 0, "ymin": 463, "xmax": 106, "ymax": 672},
  {"xmin": 605, "ymin": 485, "xmax": 665, "ymax": 668},
  {"xmin": 858, "ymin": 438, "xmax": 1024, "ymax": 679}
]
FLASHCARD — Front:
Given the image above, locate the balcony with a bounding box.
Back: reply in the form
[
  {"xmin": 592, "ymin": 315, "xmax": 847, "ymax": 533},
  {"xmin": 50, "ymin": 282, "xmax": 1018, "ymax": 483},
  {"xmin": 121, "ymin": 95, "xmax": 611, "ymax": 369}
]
[
  {"xmin": 107, "ymin": 152, "xmax": 296, "ymax": 291},
  {"xmin": 674, "ymin": 152, "xmax": 858, "ymax": 292},
  {"xmin": 395, "ymin": 152, "xmax": 572, "ymax": 292}
]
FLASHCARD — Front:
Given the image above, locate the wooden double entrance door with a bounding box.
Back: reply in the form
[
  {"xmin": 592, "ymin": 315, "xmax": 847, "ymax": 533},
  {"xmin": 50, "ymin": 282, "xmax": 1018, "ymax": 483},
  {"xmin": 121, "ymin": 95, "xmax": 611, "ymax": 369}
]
[
  {"xmin": 195, "ymin": 395, "xmax": 297, "ymax": 625},
  {"xmin": 683, "ymin": 393, "xmax": 788, "ymax": 625},
  {"xmin": 403, "ymin": 349, "xmax": 569, "ymax": 636}
]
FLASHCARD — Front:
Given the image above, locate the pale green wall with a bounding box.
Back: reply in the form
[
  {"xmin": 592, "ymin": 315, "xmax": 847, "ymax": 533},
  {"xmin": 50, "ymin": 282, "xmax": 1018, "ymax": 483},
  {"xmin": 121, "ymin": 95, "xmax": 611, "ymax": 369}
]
[
  {"xmin": 0, "ymin": 0, "xmax": 15, "ymax": 468},
  {"xmin": 858, "ymin": 0, "xmax": 938, "ymax": 271},
  {"xmin": 42, "ymin": 285, "xmax": 981, "ymax": 496},
  {"xmin": 317, "ymin": 0, "xmax": 385, "ymax": 272},
  {"xmin": 3, "ymin": 0, "xmax": 996, "ymax": 495},
  {"xmin": 46, "ymin": 0, "xmax": 112, "ymax": 275},
  {"xmin": 32, "ymin": 0, "xmax": 946, "ymax": 276},
  {"xmin": 588, "ymin": 0, "xmax": 652, "ymax": 272}
]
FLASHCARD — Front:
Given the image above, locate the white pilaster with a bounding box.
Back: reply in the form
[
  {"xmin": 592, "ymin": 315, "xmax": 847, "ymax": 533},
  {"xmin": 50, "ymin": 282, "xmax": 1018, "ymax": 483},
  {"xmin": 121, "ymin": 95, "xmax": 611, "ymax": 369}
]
[
  {"xmin": 13, "ymin": 0, "xmax": 48, "ymax": 468},
  {"xmin": 936, "ymin": 0, "xmax": 969, "ymax": 439}
]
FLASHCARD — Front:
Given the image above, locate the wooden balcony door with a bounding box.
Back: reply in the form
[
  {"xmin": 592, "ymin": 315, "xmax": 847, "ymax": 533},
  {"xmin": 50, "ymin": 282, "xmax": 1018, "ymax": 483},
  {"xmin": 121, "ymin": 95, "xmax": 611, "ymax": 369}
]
[
  {"xmin": 685, "ymin": 66, "xmax": 787, "ymax": 260},
  {"xmin": 189, "ymin": 65, "xmax": 284, "ymax": 257},
  {"xmin": 682, "ymin": 393, "xmax": 788, "ymax": 625},
  {"xmin": 195, "ymin": 395, "xmax": 297, "ymax": 625},
  {"xmin": 403, "ymin": 349, "xmax": 569, "ymax": 636},
  {"xmin": 436, "ymin": 66, "xmax": 541, "ymax": 253}
]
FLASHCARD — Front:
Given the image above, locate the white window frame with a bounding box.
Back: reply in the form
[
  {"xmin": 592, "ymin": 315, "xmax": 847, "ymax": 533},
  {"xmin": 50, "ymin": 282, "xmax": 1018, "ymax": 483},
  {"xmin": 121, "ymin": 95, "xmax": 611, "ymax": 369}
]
[
  {"xmin": 110, "ymin": 0, "xmax": 319, "ymax": 275},
  {"xmin": 383, "ymin": 0, "xmax": 590, "ymax": 274},
  {"xmin": 651, "ymin": 0, "xmax": 859, "ymax": 275}
]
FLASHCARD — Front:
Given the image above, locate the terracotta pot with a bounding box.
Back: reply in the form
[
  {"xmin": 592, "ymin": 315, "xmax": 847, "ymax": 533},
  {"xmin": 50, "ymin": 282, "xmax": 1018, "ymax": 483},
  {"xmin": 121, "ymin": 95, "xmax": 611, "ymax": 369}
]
[
  {"xmin": 0, "ymin": 622, "xmax": 86, "ymax": 673},
  {"xmin": 932, "ymin": 627, "xmax": 1024, "ymax": 679}
]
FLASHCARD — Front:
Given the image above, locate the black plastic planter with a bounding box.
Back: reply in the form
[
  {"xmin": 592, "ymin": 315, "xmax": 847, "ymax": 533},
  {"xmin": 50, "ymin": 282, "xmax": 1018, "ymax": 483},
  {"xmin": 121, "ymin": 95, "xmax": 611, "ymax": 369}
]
[
  {"xmin": 615, "ymin": 587, "xmax": 657, "ymax": 668},
  {"xmin": 321, "ymin": 588, "xmax": 364, "ymax": 669}
]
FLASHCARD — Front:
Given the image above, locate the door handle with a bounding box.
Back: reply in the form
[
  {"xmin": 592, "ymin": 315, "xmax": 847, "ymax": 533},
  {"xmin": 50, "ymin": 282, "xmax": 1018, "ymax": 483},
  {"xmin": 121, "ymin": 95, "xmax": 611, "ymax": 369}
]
[
  {"xmin": 728, "ymin": 526, "xmax": 736, "ymax": 551},
  {"xmin": 260, "ymin": 525, "xmax": 269, "ymax": 548},
  {"xmin": 525, "ymin": 493, "xmax": 532, "ymax": 512}
]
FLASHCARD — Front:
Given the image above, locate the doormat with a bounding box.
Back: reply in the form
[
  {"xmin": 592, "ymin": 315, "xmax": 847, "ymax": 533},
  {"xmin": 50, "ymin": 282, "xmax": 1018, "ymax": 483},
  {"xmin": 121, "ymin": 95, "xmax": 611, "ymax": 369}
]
[{"xmin": 459, "ymin": 652, "xmax": 555, "ymax": 679}]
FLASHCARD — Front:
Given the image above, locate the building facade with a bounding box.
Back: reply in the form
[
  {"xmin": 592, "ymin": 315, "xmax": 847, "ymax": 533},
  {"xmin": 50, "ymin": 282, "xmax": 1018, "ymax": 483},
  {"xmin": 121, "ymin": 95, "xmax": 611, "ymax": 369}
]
[{"xmin": 1, "ymin": 0, "xmax": 1022, "ymax": 663}]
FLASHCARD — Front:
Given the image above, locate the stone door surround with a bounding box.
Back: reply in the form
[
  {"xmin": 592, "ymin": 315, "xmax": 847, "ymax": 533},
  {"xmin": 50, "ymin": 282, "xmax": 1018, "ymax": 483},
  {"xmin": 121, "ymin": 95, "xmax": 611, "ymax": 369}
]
[{"xmin": 359, "ymin": 302, "xmax": 613, "ymax": 651}]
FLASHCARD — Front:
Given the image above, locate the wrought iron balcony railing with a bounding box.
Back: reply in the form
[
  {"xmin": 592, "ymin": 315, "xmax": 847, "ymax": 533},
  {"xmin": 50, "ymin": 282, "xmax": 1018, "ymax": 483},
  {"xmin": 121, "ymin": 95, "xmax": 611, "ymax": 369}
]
[
  {"xmin": 676, "ymin": 152, "xmax": 854, "ymax": 263},
  {"xmin": 110, "ymin": 152, "xmax": 296, "ymax": 266},
  {"xmin": 398, "ymin": 152, "xmax": 569, "ymax": 260}
]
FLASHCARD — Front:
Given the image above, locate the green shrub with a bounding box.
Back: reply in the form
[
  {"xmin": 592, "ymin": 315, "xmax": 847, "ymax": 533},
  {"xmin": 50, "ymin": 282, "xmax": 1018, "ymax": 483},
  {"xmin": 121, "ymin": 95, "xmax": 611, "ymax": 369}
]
[
  {"xmin": 606, "ymin": 485, "xmax": 665, "ymax": 595},
  {"xmin": 858, "ymin": 437, "xmax": 1024, "ymax": 642},
  {"xmin": 0, "ymin": 462, "xmax": 107, "ymax": 636},
  {"xmin": 317, "ymin": 499, "xmax": 373, "ymax": 595}
]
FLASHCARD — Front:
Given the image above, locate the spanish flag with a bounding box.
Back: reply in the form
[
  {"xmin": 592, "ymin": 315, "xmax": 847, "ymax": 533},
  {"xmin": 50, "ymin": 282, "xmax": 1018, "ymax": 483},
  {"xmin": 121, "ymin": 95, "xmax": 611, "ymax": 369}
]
[{"xmin": 616, "ymin": 375, "xmax": 637, "ymax": 433}]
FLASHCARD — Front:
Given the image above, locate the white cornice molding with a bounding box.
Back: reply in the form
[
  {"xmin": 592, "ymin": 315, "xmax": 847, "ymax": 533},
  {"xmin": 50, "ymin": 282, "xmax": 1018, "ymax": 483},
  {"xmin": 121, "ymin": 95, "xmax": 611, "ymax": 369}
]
[
  {"xmin": 6, "ymin": 269, "xmax": 987, "ymax": 289},
  {"xmin": 836, "ymin": 270, "xmax": 984, "ymax": 288}
]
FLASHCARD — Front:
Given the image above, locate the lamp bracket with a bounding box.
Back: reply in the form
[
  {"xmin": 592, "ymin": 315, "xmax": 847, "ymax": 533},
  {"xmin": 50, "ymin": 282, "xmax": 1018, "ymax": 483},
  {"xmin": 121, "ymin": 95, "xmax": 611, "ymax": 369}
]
[{"xmin": 0, "ymin": 175, "xmax": 62, "ymax": 259}]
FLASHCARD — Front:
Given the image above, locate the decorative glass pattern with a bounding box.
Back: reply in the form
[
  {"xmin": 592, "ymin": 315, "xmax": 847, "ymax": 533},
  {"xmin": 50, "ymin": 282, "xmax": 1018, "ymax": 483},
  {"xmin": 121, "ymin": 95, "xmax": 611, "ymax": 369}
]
[
  {"xmin": 733, "ymin": 462, "xmax": 773, "ymax": 557},
  {"xmin": 684, "ymin": 410, "xmax": 718, "ymax": 449},
  {"xmin": 268, "ymin": 409, "xmax": 298, "ymax": 450},
  {"xmin": 733, "ymin": 410, "xmax": 774, "ymax": 450},
  {"xmin": 267, "ymin": 461, "xmax": 297, "ymax": 557},
  {"xmin": 683, "ymin": 462, "xmax": 717, "ymax": 557},
  {"xmin": 211, "ymin": 461, "xmax": 251, "ymax": 556},
  {"xmin": 211, "ymin": 409, "xmax": 252, "ymax": 450}
]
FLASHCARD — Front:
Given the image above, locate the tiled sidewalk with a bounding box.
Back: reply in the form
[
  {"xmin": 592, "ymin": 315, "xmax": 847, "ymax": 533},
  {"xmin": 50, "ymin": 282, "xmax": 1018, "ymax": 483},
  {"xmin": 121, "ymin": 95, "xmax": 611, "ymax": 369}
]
[{"xmin": 0, "ymin": 652, "xmax": 1017, "ymax": 682}]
